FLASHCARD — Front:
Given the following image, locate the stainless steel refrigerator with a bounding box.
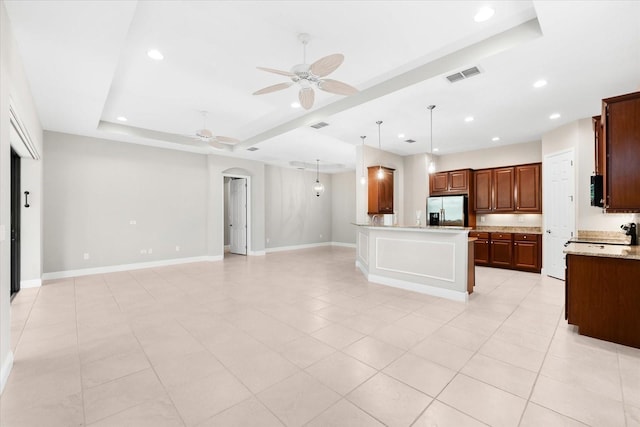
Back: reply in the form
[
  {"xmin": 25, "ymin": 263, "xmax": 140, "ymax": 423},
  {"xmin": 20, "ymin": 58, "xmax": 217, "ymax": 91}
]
[{"xmin": 427, "ymin": 195, "xmax": 468, "ymax": 226}]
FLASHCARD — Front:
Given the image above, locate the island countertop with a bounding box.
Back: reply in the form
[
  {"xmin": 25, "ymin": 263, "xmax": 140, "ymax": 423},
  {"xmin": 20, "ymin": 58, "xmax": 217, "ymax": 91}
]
[{"xmin": 352, "ymin": 223, "xmax": 471, "ymax": 233}]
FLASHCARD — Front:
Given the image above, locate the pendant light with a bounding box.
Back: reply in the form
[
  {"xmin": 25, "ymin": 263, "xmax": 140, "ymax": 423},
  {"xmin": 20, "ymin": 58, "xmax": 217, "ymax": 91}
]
[
  {"xmin": 360, "ymin": 136, "xmax": 367, "ymax": 185},
  {"xmin": 427, "ymin": 105, "xmax": 436, "ymax": 174},
  {"xmin": 376, "ymin": 121, "xmax": 384, "ymax": 180},
  {"xmin": 312, "ymin": 159, "xmax": 325, "ymax": 197}
]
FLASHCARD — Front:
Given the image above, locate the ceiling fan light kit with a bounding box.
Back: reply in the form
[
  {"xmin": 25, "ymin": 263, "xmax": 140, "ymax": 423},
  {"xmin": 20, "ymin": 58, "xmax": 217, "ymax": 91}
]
[{"xmin": 253, "ymin": 33, "xmax": 359, "ymax": 110}]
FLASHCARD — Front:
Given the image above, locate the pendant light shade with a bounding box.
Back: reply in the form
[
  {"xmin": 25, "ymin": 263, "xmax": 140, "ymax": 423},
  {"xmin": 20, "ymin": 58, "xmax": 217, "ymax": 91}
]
[
  {"xmin": 427, "ymin": 105, "xmax": 436, "ymax": 174},
  {"xmin": 312, "ymin": 159, "xmax": 325, "ymax": 197},
  {"xmin": 376, "ymin": 121, "xmax": 384, "ymax": 180},
  {"xmin": 359, "ymin": 136, "xmax": 367, "ymax": 185}
]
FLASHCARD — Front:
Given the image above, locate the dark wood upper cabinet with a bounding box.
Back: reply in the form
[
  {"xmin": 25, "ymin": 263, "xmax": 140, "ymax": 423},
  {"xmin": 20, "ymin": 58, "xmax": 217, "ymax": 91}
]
[
  {"xmin": 429, "ymin": 169, "xmax": 472, "ymax": 195},
  {"xmin": 473, "ymin": 169, "xmax": 492, "ymax": 212},
  {"xmin": 515, "ymin": 163, "xmax": 541, "ymax": 212},
  {"xmin": 593, "ymin": 115, "xmax": 605, "ymax": 175},
  {"xmin": 367, "ymin": 166, "xmax": 395, "ymax": 214},
  {"xmin": 430, "ymin": 172, "xmax": 449, "ymax": 194},
  {"xmin": 602, "ymin": 91, "xmax": 640, "ymax": 212},
  {"xmin": 493, "ymin": 167, "xmax": 515, "ymax": 212},
  {"xmin": 473, "ymin": 163, "xmax": 541, "ymax": 213}
]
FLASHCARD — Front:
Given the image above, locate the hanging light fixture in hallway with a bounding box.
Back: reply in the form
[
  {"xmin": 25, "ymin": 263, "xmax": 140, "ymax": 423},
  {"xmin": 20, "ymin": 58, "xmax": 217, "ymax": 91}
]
[
  {"xmin": 360, "ymin": 135, "xmax": 367, "ymax": 185},
  {"xmin": 376, "ymin": 121, "xmax": 384, "ymax": 180},
  {"xmin": 427, "ymin": 105, "xmax": 436, "ymax": 174},
  {"xmin": 312, "ymin": 159, "xmax": 325, "ymax": 197}
]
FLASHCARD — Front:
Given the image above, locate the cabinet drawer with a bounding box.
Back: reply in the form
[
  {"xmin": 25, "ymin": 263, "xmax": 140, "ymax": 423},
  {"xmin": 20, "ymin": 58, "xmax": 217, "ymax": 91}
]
[
  {"xmin": 491, "ymin": 232, "xmax": 512, "ymax": 241},
  {"xmin": 514, "ymin": 233, "xmax": 538, "ymax": 241},
  {"xmin": 469, "ymin": 231, "xmax": 489, "ymax": 239}
]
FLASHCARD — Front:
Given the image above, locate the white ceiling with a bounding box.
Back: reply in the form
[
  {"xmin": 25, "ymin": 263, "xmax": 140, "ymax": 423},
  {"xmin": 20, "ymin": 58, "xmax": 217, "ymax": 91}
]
[{"xmin": 5, "ymin": 1, "xmax": 640, "ymax": 172}]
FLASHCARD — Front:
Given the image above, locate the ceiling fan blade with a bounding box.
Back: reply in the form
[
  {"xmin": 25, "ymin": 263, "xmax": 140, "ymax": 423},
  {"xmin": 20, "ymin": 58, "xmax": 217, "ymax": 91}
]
[
  {"xmin": 253, "ymin": 82, "xmax": 294, "ymax": 95},
  {"xmin": 256, "ymin": 66, "xmax": 296, "ymax": 77},
  {"xmin": 299, "ymin": 88, "xmax": 315, "ymax": 110},
  {"xmin": 208, "ymin": 140, "xmax": 228, "ymax": 150},
  {"xmin": 318, "ymin": 79, "xmax": 359, "ymax": 96},
  {"xmin": 214, "ymin": 136, "xmax": 241, "ymax": 144},
  {"xmin": 310, "ymin": 53, "xmax": 344, "ymax": 77}
]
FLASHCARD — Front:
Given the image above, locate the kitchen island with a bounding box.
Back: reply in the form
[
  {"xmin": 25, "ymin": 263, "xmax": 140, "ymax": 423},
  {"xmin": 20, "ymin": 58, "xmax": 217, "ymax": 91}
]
[{"xmin": 354, "ymin": 224, "xmax": 473, "ymax": 302}]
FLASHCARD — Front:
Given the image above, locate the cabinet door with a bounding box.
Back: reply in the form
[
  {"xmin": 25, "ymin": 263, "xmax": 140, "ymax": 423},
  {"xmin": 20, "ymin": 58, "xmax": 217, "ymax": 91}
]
[
  {"xmin": 430, "ymin": 172, "xmax": 448, "ymax": 194},
  {"xmin": 514, "ymin": 240, "xmax": 539, "ymax": 271},
  {"xmin": 367, "ymin": 167, "xmax": 380, "ymax": 214},
  {"xmin": 490, "ymin": 239, "xmax": 513, "ymax": 267},
  {"xmin": 593, "ymin": 115, "xmax": 604, "ymax": 175},
  {"xmin": 494, "ymin": 167, "xmax": 515, "ymax": 212},
  {"xmin": 473, "ymin": 239, "xmax": 490, "ymax": 265},
  {"xmin": 515, "ymin": 164, "xmax": 541, "ymax": 212},
  {"xmin": 379, "ymin": 169, "xmax": 394, "ymax": 213},
  {"xmin": 449, "ymin": 170, "xmax": 469, "ymax": 193},
  {"xmin": 604, "ymin": 93, "xmax": 640, "ymax": 212},
  {"xmin": 474, "ymin": 169, "xmax": 492, "ymax": 212}
]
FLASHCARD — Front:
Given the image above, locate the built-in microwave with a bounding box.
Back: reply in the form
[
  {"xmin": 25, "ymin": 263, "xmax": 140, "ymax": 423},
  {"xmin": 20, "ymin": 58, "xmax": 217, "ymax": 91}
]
[{"xmin": 590, "ymin": 175, "xmax": 603, "ymax": 207}]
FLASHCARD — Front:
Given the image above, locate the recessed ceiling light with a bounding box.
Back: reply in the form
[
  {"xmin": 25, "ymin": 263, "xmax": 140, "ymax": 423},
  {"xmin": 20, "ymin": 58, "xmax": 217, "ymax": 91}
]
[
  {"xmin": 533, "ymin": 79, "xmax": 547, "ymax": 88},
  {"xmin": 549, "ymin": 113, "xmax": 561, "ymax": 120},
  {"xmin": 147, "ymin": 49, "xmax": 164, "ymax": 60},
  {"xmin": 397, "ymin": 133, "xmax": 405, "ymax": 139},
  {"xmin": 116, "ymin": 116, "xmax": 127, "ymax": 122},
  {"xmin": 465, "ymin": 116, "xmax": 474, "ymax": 122},
  {"xmin": 492, "ymin": 137, "xmax": 500, "ymax": 141},
  {"xmin": 433, "ymin": 148, "xmax": 440, "ymax": 152},
  {"xmin": 474, "ymin": 6, "xmax": 495, "ymax": 22},
  {"xmin": 291, "ymin": 102, "xmax": 301, "ymax": 109}
]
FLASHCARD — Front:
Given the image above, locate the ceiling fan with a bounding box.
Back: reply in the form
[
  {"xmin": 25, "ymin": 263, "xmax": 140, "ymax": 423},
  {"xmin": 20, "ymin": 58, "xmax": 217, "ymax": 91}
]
[
  {"xmin": 253, "ymin": 33, "xmax": 359, "ymax": 110},
  {"xmin": 190, "ymin": 111, "xmax": 240, "ymax": 148}
]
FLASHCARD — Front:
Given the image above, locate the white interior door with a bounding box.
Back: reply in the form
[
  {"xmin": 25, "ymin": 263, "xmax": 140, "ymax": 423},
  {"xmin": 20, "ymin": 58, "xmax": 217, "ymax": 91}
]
[
  {"xmin": 229, "ymin": 178, "xmax": 247, "ymax": 255},
  {"xmin": 543, "ymin": 150, "xmax": 575, "ymax": 279}
]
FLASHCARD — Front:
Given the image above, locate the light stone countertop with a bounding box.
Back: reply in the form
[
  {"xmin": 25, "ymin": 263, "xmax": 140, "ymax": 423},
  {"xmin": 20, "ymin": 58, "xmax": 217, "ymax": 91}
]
[
  {"xmin": 473, "ymin": 226, "xmax": 542, "ymax": 234},
  {"xmin": 563, "ymin": 242, "xmax": 640, "ymax": 261},
  {"xmin": 352, "ymin": 224, "xmax": 471, "ymax": 233}
]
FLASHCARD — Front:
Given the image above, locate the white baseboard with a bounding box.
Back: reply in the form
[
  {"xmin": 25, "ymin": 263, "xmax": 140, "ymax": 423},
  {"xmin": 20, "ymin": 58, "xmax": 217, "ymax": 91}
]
[
  {"xmin": 21, "ymin": 279, "xmax": 42, "ymax": 288},
  {"xmin": 331, "ymin": 241, "xmax": 356, "ymax": 248},
  {"xmin": 266, "ymin": 242, "xmax": 332, "ymax": 253},
  {"xmin": 1, "ymin": 351, "xmax": 14, "ymax": 395},
  {"xmin": 248, "ymin": 250, "xmax": 266, "ymax": 256},
  {"xmin": 42, "ymin": 255, "xmax": 223, "ymax": 280},
  {"xmin": 266, "ymin": 241, "xmax": 356, "ymax": 253},
  {"xmin": 356, "ymin": 260, "xmax": 468, "ymax": 303}
]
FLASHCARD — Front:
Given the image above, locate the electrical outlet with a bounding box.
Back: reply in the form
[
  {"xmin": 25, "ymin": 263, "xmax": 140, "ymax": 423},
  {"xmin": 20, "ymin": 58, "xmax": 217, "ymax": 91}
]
[
  {"xmin": 83, "ymin": 253, "xmax": 90, "ymax": 260},
  {"xmin": 148, "ymin": 248, "xmax": 153, "ymax": 254},
  {"xmin": 175, "ymin": 246, "xmax": 180, "ymax": 252},
  {"xmin": 518, "ymin": 215, "xmax": 525, "ymax": 223},
  {"xmin": 320, "ymin": 234, "xmax": 323, "ymax": 238},
  {"xmin": 140, "ymin": 249, "xmax": 147, "ymax": 254},
  {"xmin": 129, "ymin": 220, "xmax": 136, "ymax": 225},
  {"xmin": 480, "ymin": 216, "xmax": 486, "ymax": 223},
  {"xmin": 266, "ymin": 238, "xmax": 270, "ymax": 243}
]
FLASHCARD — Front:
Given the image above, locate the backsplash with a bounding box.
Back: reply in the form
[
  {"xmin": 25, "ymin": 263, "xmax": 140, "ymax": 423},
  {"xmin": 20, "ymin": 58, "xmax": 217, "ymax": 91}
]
[{"xmin": 476, "ymin": 213, "xmax": 542, "ymax": 227}]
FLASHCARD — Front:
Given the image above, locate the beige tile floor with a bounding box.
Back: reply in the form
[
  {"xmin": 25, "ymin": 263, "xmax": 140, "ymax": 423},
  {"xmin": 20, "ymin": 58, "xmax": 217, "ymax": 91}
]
[{"xmin": 1, "ymin": 246, "xmax": 639, "ymax": 427}]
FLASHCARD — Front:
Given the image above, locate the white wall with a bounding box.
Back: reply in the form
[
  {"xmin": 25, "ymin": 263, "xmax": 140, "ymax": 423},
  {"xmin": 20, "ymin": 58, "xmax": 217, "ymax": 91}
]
[
  {"xmin": 331, "ymin": 171, "xmax": 356, "ymax": 245},
  {"xmin": 436, "ymin": 140, "xmax": 542, "ymax": 171},
  {"xmin": 543, "ymin": 118, "xmax": 639, "ymax": 233},
  {"xmin": 403, "ymin": 153, "xmax": 430, "ymax": 226},
  {"xmin": 0, "ymin": 0, "xmax": 44, "ymax": 393},
  {"xmin": 264, "ymin": 165, "xmax": 332, "ymax": 249},
  {"xmin": 43, "ymin": 132, "xmax": 209, "ymax": 273}
]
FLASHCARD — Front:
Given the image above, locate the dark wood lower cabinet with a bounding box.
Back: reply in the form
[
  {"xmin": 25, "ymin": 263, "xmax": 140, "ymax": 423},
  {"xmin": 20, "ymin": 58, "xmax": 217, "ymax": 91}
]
[
  {"xmin": 469, "ymin": 231, "xmax": 541, "ymax": 273},
  {"xmin": 566, "ymin": 254, "xmax": 640, "ymax": 349}
]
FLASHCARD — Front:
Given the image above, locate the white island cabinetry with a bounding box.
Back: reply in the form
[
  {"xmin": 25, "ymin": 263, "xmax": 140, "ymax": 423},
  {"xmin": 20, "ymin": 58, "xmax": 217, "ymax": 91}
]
[{"xmin": 354, "ymin": 225, "xmax": 473, "ymax": 302}]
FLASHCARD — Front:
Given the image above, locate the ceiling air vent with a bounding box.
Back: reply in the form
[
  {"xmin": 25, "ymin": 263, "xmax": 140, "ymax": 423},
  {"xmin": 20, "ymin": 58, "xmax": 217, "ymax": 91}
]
[
  {"xmin": 310, "ymin": 121, "xmax": 329, "ymax": 129},
  {"xmin": 446, "ymin": 66, "xmax": 481, "ymax": 83},
  {"xmin": 405, "ymin": 139, "xmax": 416, "ymax": 143},
  {"xmin": 246, "ymin": 147, "xmax": 259, "ymax": 151}
]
